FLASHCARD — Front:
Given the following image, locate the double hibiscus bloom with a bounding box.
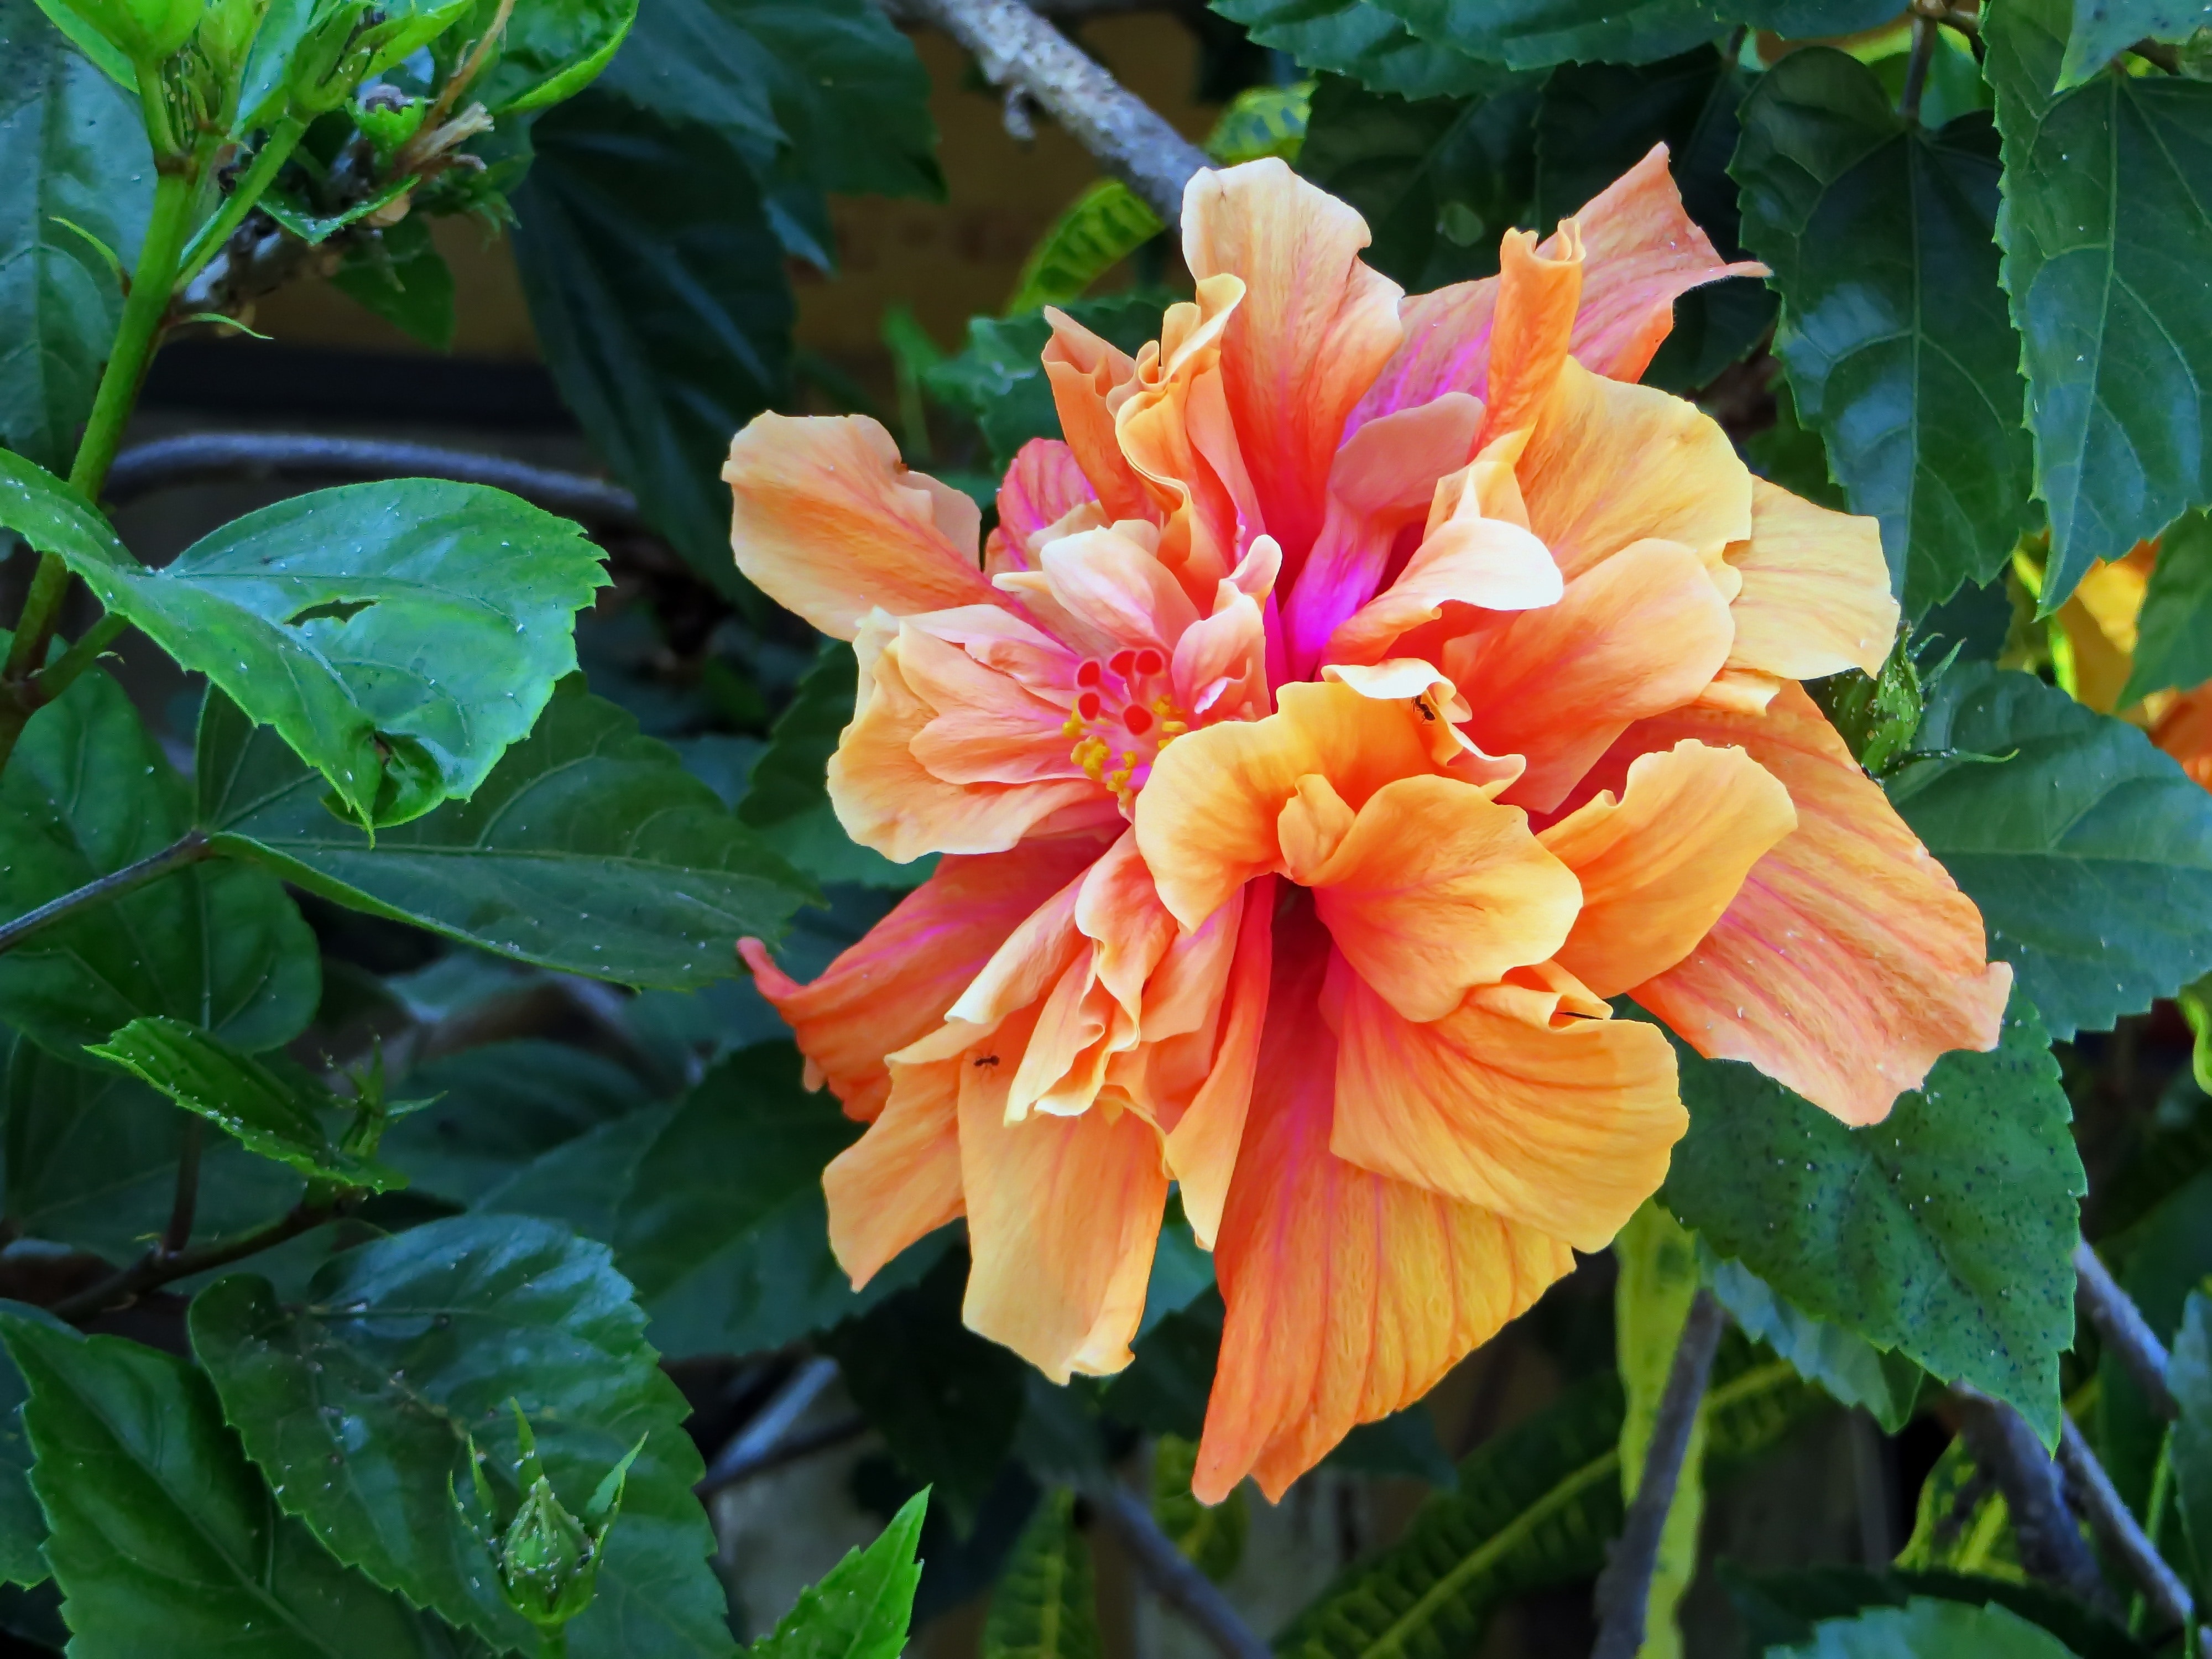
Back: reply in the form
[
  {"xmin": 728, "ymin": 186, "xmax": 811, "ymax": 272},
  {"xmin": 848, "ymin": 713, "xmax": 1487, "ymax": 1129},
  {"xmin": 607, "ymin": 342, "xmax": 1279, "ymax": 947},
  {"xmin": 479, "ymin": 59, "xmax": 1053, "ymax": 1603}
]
[{"xmin": 728, "ymin": 153, "xmax": 2011, "ymax": 1504}]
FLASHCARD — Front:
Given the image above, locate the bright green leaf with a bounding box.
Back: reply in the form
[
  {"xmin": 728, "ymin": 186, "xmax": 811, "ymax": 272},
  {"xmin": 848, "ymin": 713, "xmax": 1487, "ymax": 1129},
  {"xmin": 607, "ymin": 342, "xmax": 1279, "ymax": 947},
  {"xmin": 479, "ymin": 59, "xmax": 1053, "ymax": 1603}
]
[
  {"xmin": 0, "ymin": 1316, "xmax": 473, "ymax": 1657},
  {"xmin": 1734, "ymin": 48, "xmax": 2034, "ymax": 615},
  {"xmin": 2055, "ymin": 0, "xmax": 2212, "ymax": 88},
  {"xmin": 2171, "ymin": 1291, "xmax": 2212, "ymax": 1600},
  {"xmin": 614, "ymin": 1044, "xmax": 940, "ymax": 1359},
  {"xmin": 1209, "ymin": 0, "xmax": 1515, "ymax": 98},
  {"xmin": 1987, "ymin": 0, "xmax": 2212, "ymax": 609},
  {"xmin": 2121, "ymin": 508, "xmax": 2212, "ymax": 704},
  {"xmin": 1773, "ymin": 1597, "xmax": 2081, "ymax": 1659},
  {"xmin": 739, "ymin": 644, "xmax": 925, "ymax": 890},
  {"xmin": 0, "ymin": 0, "xmax": 150, "ymax": 473},
  {"xmin": 1888, "ymin": 660, "xmax": 2212, "ymax": 1036},
  {"xmin": 0, "ymin": 667, "xmax": 317, "ymax": 1060},
  {"xmin": 983, "ymin": 1489, "xmax": 1100, "ymax": 1659},
  {"xmin": 1656, "ymin": 989, "xmax": 2082, "ymax": 1444},
  {"xmin": 1004, "ymin": 182, "xmax": 1164, "ymax": 317},
  {"xmin": 23, "ymin": 0, "xmax": 135, "ymax": 86},
  {"xmin": 923, "ymin": 293, "xmax": 1168, "ymax": 473},
  {"xmin": 86, "ymin": 1016, "xmax": 407, "ymax": 1191},
  {"xmin": 1701, "ymin": 1246, "xmax": 1924, "ymax": 1432},
  {"xmin": 455, "ymin": 0, "xmax": 637, "ymax": 114},
  {"xmin": 1151, "ymin": 1436, "xmax": 1245, "ymax": 1583},
  {"xmin": 1614, "ymin": 1201, "xmax": 1703, "ymax": 1659},
  {"xmin": 745, "ymin": 1491, "xmax": 926, "ymax": 1659},
  {"xmin": 197, "ymin": 680, "xmax": 817, "ymax": 990},
  {"xmin": 328, "ymin": 216, "xmax": 457, "ymax": 351},
  {"xmin": 189, "ymin": 1214, "xmax": 735, "ymax": 1657}
]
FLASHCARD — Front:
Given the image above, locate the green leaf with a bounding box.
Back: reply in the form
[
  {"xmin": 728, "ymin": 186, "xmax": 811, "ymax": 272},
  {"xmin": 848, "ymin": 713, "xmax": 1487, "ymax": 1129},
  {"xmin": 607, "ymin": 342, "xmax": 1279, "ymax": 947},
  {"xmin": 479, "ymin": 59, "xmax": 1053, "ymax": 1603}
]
[
  {"xmin": 86, "ymin": 1016, "xmax": 407, "ymax": 1191},
  {"xmin": 198, "ymin": 679, "xmax": 817, "ymax": 990},
  {"xmin": 328, "ymin": 216, "xmax": 457, "ymax": 351},
  {"xmin": 2172, "ymin": 1290, "xmax": 2212, "ymax": 1601},
  {"xmin": 1726, "ymin": 1567, "xmax": 2147, "ymax": 1659},
  {"xmin": 1150, "ymin": 1435, "xmax": 1246, "ymax": 1583},
  {"xmin": 1771, "ymin": 1597, "xmax": 2082, "ymax": 1658},
  {"xmin": 923, "ymin": 294, "xmax": 1169, "ymax": 474},
  {"xmin": 513, "ymin": 92, "xmax": 791, "ymax": 587},
  {"xmin": 2054, "ymin": 0, "xmax": 2212, "ymax": 89},
  {"xmin": 0, "ymin": 455, "xmax": 610, "ymax": 829},
  {"xmin": 0, "ymin": 0, "xmax": 151, "ymax": 473},
  {"xmin": 1987, "ymin": 0, "xmax": 2212, "ymax": 610},
  {"xmin": 0, "ymin": 1026, "xmax": 301, "ymax": 1261},
  {"xmin": 982, "ymin": 1489, "xmax": 1100, "ymax": 1659},
  {"xmin": 1209, "ymin": 0, "xmax": 1516, "ymax": 99},
  {"xmin": 2121, "ymin": 508, "xmax": 2212, "ymax": 704},
  {"xmin": 23, "ymin": 0, "xmax": 135, "ymax": 86},
  {"xmin": 745, "ymin": 1490, "xmax": 926, "ymax": 1659},
  {"xmin": 1327, "ymin": 1404, "xmax": 1459, "ymax": 1486},
  {"xmin": 1366, "ymin": 0, "xmax": 1721, "ymax": 72},
  {"xmin": 739, "ymin": 644, "xmax": 925, "ymax": 890},
  {"xmin": 1701, "ymin": 1246, "xmax": 1924, "ymax": 1432},
  {"xmin": 1295, "ymin": 71, "xmax": 1544, "ymax": 292},
  {"xmin": 1614, "ymin": 1201, "xmax": 1703, "ymax": 1659},
  {"xmin": 823, "ymin": 1248, "xmax": 1029, "ymax": 1533},
  {"xmin": 188, "ymin": 1214, "xmax": 735, "ymax": 1657},
  {"xmin": 1888, "ymin": 660, "xmax": 2212, "ymax": 1037},
  {"xmin": 0, "ymin": 1316, "xmax": 473, "ymax": 1657},
  {"xmin": 455, "ymin": 0, "xmax": 637, "ymax": 113},
  {"xmin": 0, "ymin": 667, "xmax": 316, "ymax": 1060},
  {"xmin": 1733, "ymin": 48, "xmax": 2034, "ymax": 615},
  {"xmin": 0, "ymin": 1303, "xmax": 66, "ymax": 1589},
  {"xmin": 1004, "ymin": 182, "xmax": 1164, "ymax": 317},
  {"xmin": 1656, "ymin": 988, "xmax": 2081, "ymax": 1444},
  {"xmin": 613, "ymin": 1043, "xmax": 937, "ymax": 1357}
]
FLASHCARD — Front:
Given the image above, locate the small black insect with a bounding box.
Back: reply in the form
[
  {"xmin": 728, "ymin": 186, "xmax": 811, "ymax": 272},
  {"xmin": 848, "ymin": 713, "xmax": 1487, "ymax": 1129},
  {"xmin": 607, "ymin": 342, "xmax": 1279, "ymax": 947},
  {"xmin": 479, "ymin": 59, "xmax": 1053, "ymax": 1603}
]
[{"xmin": 973, "ymin": 1053, "xmax": 1000, "ymax": 1069}]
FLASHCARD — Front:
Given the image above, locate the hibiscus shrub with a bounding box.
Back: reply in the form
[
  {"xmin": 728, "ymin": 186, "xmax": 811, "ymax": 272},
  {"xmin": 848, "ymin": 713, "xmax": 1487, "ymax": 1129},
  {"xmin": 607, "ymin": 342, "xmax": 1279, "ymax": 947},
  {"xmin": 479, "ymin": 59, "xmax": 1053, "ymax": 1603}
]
[{"xmin": 2, "ymin": 0, "xmax": 2211, "ymax": 1652}]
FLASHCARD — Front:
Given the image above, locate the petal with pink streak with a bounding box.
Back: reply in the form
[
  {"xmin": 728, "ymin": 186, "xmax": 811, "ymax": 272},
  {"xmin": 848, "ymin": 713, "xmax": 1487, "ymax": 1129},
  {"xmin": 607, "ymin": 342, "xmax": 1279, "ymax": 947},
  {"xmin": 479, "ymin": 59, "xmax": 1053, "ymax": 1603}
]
[
  {"xmin": 1043, "ymin": 310, "xmax": 1155, "ymax": 524},
  {"xmin": 993, "ymin": 438, "xmax": 1103, "ymax": 571}
]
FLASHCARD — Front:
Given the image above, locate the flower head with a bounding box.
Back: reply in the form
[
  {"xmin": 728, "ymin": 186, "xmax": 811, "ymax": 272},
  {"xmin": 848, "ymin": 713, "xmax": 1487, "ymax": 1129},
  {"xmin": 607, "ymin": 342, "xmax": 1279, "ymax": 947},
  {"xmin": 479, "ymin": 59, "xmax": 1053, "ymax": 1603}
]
[{"xmin": 727, "ymin": 149, "xmax": 2010, "ymax": 1503}]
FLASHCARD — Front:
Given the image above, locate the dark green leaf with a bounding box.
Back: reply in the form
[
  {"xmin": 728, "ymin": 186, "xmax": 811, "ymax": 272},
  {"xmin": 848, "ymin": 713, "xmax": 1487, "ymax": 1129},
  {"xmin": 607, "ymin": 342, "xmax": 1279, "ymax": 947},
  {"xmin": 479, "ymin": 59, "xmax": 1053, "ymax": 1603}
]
[
  {"xmin": 2096, "ymin": 1170, "xmax": 2212, "ymax": 1521},
  {"xmin": 514, "ymin": 92, "xmax": 791, "ymax": 586},
  {"xmin": 1327, "ymin": 1405, "xmax": 1459, "ymax": 1487},
  {"xmin": 982, "ymin": 1489, "xmax": 1099, "ymax": 1659},
  {"xmin": 924, "ymin": 294, "xmax": 1168, "ymax": 474},
  {"xmin": 746, "ymin": 1491, "xmax": 926, "ymax": 1659},
  {"xmin": 1701, "ymin": 1246, "xmax": 1924, "ymax": 1432},
  {"xmin": 1, "ymin": 1027, "xmax": 300, "ymax": 1261},
  {"xmin": 0, "ymin": 1316, "xmax": 473, "ymax": 1657},
  {"xmin": 0, "ymin": 0, "xmax": 151, "ymax": 473},
  {"xmin": 739, "ymin": 645, "xmax": 924, "ymax": 890},
  {"xmin": 455, "ymin": 0, "xmax": 637, "ymax": 114},
  {"xmin": 614, "ymin": 1044, "xmax": 940, "ymax": 1358},
  {"xmin": 2054, "ymin": 0, "xmax": 2212, "ymax": 88},
  {"xmin": 1150, "ymin": 1436, "xmax": 1246, "ymax": 1583},
  {"xmin": 2121, "ymin": 508, "xmax": 2212, "ymax": 704},
  {"xmin": 1099, "ymin": 1290, "xmax": 1219, "ymax": 1441},
  {"xmin": 377, "ymin": 1039, "xmax": 653, "ymax": 1206},
  {"xmin": 474, "ymin": 1102, "xmax": 678, "ymax": 1241},
  {"xmin": 823, "ymin": 1249, "xmax": 1029, "ymax": 1533},
  {"xmin": 1209, "ymin": 0, "xmax": 1517, "ymax": 98},
  {"xmin": 1771, "ymin": 1596, "xmax": 2082, "ymax": 1658},
  {"xmin": 1888, "ymin": 661, "xmax": 2212, "ymax": 1036},
  {"xmin": 0, "ymin": 667, "xmax": 316, "ymax": 1059},
  {"xmin": 1987, "ymin": 0, "xmax": 2212, "ymax": 609},
  {"xmin": 1657, "ymin": 988, "xmax": 2081, "ymax": 1443},
  {"xmin": 2172, "ymin": 1290, "xmax": 2212, "ymax": 1601},
  {"xmin": 198, "ymin": 680, "xmax": 816, "ymax": 990},
  {"xmin": 1295, "ymin": 72, "xmax": 1543, "ymax": 292},
  {"xmin": 189, "ymin": 1214, "xmax": 734, "ymax": 1657},
  {"xmin": 1724, "ymin": 1566, "xmax": 2147, "ymax": 1659},
  {"xmin": 0, "ymin": 1303, "xmax": 65, "ymax": 1589},
  {"xmin": 86, "ymin": 1016, "xmax": 406, "ymax": 1191},
  {"xmin": 1734, "ymin": 48, "xmax": 2033, "ymax": 615},
  {"xmin": 328, "ymin": 217, "xmax": 457, "ymax": 351},
  {"xmin": 1366, "ymin": 0, "xmax": 1721, "ymax": 72}
]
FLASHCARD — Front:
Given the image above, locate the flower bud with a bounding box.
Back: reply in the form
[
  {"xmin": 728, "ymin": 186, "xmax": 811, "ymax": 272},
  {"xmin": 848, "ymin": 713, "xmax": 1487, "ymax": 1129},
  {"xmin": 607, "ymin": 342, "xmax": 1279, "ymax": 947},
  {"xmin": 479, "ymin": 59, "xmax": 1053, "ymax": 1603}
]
[
  {"xmin": 285, "ymin": 0, "xmax": 471, "ymax": 117},
  {"xmin": 53, "ymin": 0, "xmax": 203, "ymax": 68}
]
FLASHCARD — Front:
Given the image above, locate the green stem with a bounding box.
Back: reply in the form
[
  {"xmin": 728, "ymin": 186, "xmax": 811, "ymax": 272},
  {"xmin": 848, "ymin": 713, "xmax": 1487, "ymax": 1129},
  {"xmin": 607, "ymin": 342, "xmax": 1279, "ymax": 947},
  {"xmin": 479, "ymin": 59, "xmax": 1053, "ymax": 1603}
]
[
  {"xmin": 175, "ymin": 112, "xmax": 307, "ymax": 289},
  {"xmin": 536, "ymin": 1629, "xmax": 568, "ymax": 1659},
  {"xmin": 29, "ymin": 613, "xmax": 130, "ymax": 708},
  {"xmin": 0, "ymin": 830, "xmax": 214, "ymax": 958}
]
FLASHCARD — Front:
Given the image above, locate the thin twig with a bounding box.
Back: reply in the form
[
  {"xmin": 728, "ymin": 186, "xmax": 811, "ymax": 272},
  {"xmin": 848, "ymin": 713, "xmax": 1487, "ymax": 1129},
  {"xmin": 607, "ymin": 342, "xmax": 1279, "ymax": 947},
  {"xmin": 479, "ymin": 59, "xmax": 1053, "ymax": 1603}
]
[
  {"xmin": 1953, "ymin": 1389, "xmax": 2116, "ymax": 1615},
  {"xmin": 1590, "ymin": 1289, "xmax": 1726, "ymax": 1659},
  {"xmin": 105, "ymin": 435, "xmax": 643, "ymax": 528},
  {"xmin": 0, "ymin": 831, "xmax": 214, "ymax": 958},
  {"xmin": 893, "ymin": 0, "xmax": 1210, "ymax": 221},
  {"xmin": 2057, "ymin": 1418, "xmax": 2193, "ymax": 1632},
  {"xmin": 49, "ymin": 1195, "xmax": 345, "ymax": 1322},
  {"xmin": 697, "ymin": 1416, "xmax": 867, "ymax": 1496},
  {"xmin": 163, "ymin": 1120, "xmax": 204, "ymax": 1258},
  {"xmin": 2130, "ymin": 36, "xmax": 2182, "ymax": 71},
  {"xmin": 2077, "ymin": 1240, "xmax": 2177, "ymax": 1417},
  {"xmin": 697, "ymin": 1357, "xmax": 843, "ymax": 1494},
  {"xmin": 1900, "ymin": 14, "xmax": 1937, "ymax": 123},
  {"xmin": 1084, "ymin": 1480, "xmax": 1271, "ymax": 1659}
]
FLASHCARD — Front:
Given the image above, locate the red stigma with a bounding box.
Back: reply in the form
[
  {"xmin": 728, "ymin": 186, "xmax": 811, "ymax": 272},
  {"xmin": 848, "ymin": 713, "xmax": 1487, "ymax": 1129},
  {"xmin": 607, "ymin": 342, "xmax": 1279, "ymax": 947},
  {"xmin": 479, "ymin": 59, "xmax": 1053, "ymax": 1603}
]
[
  {"xmin": 1076, "ymin": 659, "xmax": 1103, "ymax": 688},
  {"xmin": 1121, "ymin": 703, "xmax": 1155, "ymax": 735}
]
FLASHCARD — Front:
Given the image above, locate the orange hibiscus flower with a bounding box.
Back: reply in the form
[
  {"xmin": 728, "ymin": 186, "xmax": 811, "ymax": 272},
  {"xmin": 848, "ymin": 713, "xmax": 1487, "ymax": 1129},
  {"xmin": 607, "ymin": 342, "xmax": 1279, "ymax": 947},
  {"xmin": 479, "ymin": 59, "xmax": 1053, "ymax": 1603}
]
[
  {"xmin": 2053, "ymin": 540, "xmax": 2212, "ymax": 789},
  {"xmin": 728, "ymin": 150, "xmax": 2012, "ymax": 1503}
]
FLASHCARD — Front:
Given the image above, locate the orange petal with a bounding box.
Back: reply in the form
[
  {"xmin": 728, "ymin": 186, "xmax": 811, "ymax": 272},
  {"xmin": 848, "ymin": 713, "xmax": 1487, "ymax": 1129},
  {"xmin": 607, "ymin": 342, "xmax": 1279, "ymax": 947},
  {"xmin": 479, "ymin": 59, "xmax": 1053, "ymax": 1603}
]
[
  {"xmin": 1476, "ymin": 223, "xmax": 1586, "ymax": 451},
  {"xmin": 1725, "ymin": 479, "xmax": 1897, "ymax": 682},
  {"xmin": 959, "ymin": 1003, "xmax": 1170, "ymax": 1381},
  {"xmin": 1135, "ymin": 680, "xmax": 1443, "ymax": 929},
  {"xmin": 1330, "ymin": 962, "xmax": 1683, "ymax": 1250},
  {"xmin": 726, "ymin": 414, "xmax": 1000, "ymax": 639},
  {"xmin": 1113, "ymin": 278, "xmax": 1250, "ymax": 598},
  {"xmin": 1539, "ymin": 740, "xmax": 1797, "ymax": 998},
  {"xmin": 993, "ymin": 438, "xmax": 1102, "ymax": 572},
  {"xmin": 1194, "ymin": 911, "xmax": 1575, "ymax": 1503},
  {"xmin": 1042, "ymin": 310, "xmax": 1155, "ymax": 524},
  {"xmin": 1454, "ymin": 538, "xmax": 1735, "ymax": 813},
  {"xmin": 1303, "ymin": 774, "xmax": 1582, "ymax": 1023},
  {"xmin": 1037, "ymin": 526, "xmax": 1204, "ymax": 653},
  {"xmin": 824, "ymin": 1056, "xmax": 964, "ymax": 1286},
  {"xmin": 1161, "ymin": 878, "xmax": 1272, "ymax": 1248},
  {"xmin": 738, "ymin": 837, "xmax": 1104, "ymax": 1122},
  {"xmin": 2155, "ymin": 684, "xmax": 2212, "ymax": 791},
  {"xmin": 1620, "ymin": 686, "xmax": 2011, "ymax": 1125},
  {"xmin": 1182, "ymin": 159, "xmax": 1404, "ymax": 567},
  {"xmin": 1516, "ymin": 358, "xmax": 1752, "ymax": 582},
  {"xmin": 1323, "ymin": 491, "xmax": 1562, "ymax": 667},
  {"xmin": 902, "ymin": 624, "xmax": 1085, "ymax": 787}
]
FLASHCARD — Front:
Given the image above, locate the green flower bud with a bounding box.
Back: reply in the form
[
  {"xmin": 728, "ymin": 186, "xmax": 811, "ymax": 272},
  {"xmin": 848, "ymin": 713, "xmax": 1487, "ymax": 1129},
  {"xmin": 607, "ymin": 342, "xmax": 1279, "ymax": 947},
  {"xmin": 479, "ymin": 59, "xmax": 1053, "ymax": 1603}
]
[
  {"xmin": 54, "ymin": 0, "xmax": 203, "ymax": 69},
  {"xmin": 285, "ymin": 0, "xmax": 471, "ymax": 117}
]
